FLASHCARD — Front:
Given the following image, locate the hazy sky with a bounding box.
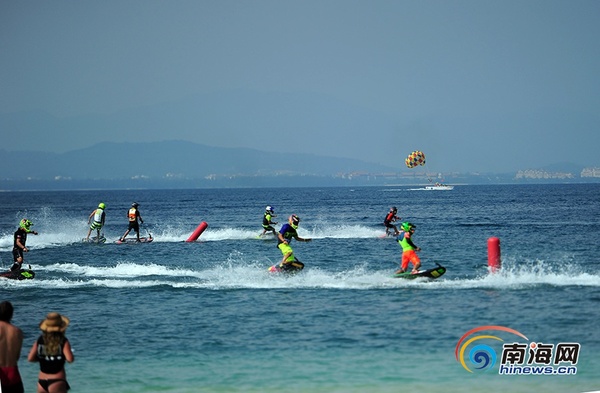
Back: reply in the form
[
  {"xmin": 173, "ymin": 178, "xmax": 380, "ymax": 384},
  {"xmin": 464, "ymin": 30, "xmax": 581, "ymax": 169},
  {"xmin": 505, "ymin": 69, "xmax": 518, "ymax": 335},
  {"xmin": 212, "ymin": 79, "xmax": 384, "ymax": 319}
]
[{"xmin": 2, "ymin": 0, "xmax": 599, "ymax": 172}]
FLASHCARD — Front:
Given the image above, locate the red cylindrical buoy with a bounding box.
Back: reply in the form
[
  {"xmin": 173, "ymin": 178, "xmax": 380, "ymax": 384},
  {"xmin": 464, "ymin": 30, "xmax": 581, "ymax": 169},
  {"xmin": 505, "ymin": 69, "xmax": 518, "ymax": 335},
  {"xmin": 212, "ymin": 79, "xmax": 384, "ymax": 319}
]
[
  {"xmin": 488, "ymin": 237, "xmax": 501, "ymax": 273},
  {"xmin": 186, "ymin": 221, "xmax": 208, "ymax": 242}
]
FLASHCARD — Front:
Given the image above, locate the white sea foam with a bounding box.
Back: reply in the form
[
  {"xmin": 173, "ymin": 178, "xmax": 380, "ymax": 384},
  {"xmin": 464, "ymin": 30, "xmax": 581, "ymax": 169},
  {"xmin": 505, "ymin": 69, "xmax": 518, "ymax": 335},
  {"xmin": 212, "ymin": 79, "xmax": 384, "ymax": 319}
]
[
  {"xmin": 13, "ymin": 259, "xmax": 600, "ymax": 290},
  {"xmin": 0, "ymin": 223, "xmax": 387, "ymax": 250}
]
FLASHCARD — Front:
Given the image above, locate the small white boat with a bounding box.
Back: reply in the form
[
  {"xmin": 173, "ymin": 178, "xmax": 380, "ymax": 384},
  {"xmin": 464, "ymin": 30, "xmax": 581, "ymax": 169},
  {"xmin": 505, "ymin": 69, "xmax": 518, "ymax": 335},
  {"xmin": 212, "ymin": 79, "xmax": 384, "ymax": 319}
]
[{"xmin": 424, "ymin": 183, "xmax": 454, "ymax": 190}]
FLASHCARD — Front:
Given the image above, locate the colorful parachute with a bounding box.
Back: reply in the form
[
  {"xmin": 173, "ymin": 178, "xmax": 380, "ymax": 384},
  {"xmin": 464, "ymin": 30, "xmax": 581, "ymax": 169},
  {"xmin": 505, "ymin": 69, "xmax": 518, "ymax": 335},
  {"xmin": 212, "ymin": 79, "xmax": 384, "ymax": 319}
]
[{"xmin": 405, "ymin": 151, "xmax": 426, "ymax": 168}]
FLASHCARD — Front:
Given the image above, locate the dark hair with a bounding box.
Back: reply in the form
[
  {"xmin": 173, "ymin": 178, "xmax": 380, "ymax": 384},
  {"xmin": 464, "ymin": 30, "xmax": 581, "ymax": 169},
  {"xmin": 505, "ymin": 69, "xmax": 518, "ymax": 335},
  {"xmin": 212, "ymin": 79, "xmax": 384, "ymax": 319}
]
[{"xmin": 0, "ymin": 301, "xmax": 14, "ymax": 322}]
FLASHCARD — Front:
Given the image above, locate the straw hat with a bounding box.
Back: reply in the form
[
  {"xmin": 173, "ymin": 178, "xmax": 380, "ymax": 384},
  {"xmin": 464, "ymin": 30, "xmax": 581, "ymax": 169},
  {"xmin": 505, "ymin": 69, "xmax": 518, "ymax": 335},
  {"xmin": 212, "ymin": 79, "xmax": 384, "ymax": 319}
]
[{"xmin": 39, "ymin": 312, "xmax": 70, "ymax": 333}]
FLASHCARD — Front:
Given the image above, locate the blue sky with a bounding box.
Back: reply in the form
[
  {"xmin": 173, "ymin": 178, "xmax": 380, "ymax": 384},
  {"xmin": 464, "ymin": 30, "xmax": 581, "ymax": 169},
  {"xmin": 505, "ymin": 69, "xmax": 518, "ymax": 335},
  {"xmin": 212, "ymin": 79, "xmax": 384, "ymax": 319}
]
[{"xmin": 1, "ymin": 0, "xmax": 599, "ymax": 172}]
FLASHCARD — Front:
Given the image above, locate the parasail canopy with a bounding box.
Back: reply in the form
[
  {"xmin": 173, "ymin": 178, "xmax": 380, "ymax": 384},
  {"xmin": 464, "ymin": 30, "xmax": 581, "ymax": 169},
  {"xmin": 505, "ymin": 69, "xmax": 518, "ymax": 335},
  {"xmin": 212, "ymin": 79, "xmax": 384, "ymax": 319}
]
[{"xmin": 405, "ymin": 150, "xmax": 426, "ymax": 168}]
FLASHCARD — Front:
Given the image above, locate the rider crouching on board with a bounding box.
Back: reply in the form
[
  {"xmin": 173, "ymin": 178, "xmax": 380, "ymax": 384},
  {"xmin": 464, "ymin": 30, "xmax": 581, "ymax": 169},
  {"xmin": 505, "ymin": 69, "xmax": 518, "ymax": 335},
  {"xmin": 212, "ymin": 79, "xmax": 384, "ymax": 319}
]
[
  {"xmin": 276, "ymin": 214, "xmax": 311, "ymax": 271},
  {"xmin": 260, "ymin": 206, "xmax": 278, "ymax": 236},
  {"xmin": 395, "ymin": 222, "xmax": 421, "ymax": 274}
]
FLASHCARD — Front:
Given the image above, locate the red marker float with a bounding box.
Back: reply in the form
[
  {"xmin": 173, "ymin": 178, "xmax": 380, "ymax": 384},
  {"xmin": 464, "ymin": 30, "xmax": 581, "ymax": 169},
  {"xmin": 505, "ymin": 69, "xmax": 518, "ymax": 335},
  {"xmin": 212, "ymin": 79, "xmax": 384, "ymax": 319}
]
[
  {"xmin": 186, "ymin": 221, "xmax": 208, "ymax": 242},
  {"xmin": 487, "ymin": 237, "xmax": 501, "ymax": 273}
]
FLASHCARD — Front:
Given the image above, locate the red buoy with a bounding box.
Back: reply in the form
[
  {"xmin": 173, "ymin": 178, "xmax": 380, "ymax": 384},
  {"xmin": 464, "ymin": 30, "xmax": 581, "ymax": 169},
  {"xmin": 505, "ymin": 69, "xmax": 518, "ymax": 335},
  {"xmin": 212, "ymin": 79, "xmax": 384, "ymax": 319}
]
[
  {"xmin": 186, "ymin": 221, "xmax": 208, "ymax": 242},
  {"xmin": 488, "ymin": 237, "xmax": 501, "ymax": 273}
]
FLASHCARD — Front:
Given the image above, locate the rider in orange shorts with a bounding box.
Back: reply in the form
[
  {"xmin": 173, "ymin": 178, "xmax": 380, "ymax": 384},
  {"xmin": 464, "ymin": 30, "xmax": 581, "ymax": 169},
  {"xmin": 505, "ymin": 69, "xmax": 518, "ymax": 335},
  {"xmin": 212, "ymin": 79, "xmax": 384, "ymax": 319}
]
[{"xmin": 396, "ymin": 222, "xmax": 421, "ymax": 274}]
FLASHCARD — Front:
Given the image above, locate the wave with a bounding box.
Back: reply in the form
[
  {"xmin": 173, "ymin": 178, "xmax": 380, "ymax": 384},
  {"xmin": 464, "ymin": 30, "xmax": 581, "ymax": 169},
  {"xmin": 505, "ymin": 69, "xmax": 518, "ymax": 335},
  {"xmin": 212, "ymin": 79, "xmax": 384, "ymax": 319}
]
[
  {"xmin": 0, "ymin": 224, "xmax": 387, "ymax": 250},
  {"xmin": 4, "ymin": 260, "xmax": 599, "ymax": 290}
]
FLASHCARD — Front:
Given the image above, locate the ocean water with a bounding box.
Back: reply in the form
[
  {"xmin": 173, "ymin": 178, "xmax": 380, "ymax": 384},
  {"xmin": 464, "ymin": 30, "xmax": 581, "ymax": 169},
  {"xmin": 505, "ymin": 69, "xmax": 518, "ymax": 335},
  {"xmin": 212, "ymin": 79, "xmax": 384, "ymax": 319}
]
[{"xmin": 1, "ymin": 184, "xmax": 599, "ymax": 393}]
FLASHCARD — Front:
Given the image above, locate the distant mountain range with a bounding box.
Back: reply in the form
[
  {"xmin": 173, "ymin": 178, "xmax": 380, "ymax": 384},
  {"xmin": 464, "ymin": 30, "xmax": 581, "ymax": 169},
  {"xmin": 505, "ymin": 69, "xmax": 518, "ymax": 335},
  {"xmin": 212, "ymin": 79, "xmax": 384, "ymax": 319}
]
[
  {"xmin": 0, "ymin": 140, "xmax": 398, "ymax": 180},
  {"xmin": 3, "ymin": 89, "xmax": 599, "ymax": 175}
]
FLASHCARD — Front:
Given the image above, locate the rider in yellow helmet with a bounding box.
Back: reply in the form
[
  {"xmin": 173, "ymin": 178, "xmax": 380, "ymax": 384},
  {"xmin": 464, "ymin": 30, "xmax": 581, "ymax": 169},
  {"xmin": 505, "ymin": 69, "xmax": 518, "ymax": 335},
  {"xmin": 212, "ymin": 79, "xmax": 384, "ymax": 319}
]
[
  {"xmin": 85, "ymin": 203, "xmax": 106, "ymax": 242},
  {"xmin": 11, "ymin": 219, "xmax": 39, "ymax": 272}
]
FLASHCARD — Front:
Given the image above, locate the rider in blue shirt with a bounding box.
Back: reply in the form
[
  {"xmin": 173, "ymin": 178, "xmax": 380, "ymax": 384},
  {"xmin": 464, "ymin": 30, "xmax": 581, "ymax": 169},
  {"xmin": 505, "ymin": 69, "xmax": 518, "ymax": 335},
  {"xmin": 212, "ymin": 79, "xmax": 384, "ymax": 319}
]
[{"xmin": 276, "ymin": 214, "xmax": 311, "ymax": 271}]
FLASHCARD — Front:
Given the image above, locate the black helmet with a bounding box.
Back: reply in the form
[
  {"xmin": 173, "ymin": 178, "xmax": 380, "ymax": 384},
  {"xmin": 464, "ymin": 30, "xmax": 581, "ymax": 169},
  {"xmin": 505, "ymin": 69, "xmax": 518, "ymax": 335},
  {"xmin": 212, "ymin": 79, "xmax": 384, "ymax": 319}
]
[
  {"xmin": 132, "ymin": 202, "xmax": 139, "ymax": 208},
  {"xmin": 289, "ymin": 214, "xmax": 300, "ymax": 226}
]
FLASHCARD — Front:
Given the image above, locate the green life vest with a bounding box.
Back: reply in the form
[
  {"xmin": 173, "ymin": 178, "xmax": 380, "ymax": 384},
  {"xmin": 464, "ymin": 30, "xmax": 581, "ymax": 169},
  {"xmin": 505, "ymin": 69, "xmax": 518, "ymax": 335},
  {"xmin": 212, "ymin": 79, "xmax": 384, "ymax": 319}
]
[{"xmin": 398, "ymin": 232, "xmax": 416, "ymax": 251}]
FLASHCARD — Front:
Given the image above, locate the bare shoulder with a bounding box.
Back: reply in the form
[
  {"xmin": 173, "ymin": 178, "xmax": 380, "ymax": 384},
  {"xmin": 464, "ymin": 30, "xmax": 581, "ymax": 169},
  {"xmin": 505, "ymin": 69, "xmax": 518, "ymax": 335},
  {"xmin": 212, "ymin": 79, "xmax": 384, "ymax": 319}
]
[{"xmin": 0, "ymin": 321, "xmax": 23, "ymax": 336}]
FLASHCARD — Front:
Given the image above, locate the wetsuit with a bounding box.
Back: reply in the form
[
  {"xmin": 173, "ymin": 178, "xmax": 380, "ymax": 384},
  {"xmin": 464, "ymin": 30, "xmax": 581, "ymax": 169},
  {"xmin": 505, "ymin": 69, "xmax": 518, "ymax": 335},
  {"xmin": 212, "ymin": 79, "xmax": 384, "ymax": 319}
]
[
  {"xmin": 384, "ymin": 212, "xmax": 399, "ymax": 234},
  {"xmin": 11, "ymin": 228, "xmax": 28, "ymax": 271},
  {"xmin": 384, "ymin": 212, "xmax": 398, "ymax": 227}
]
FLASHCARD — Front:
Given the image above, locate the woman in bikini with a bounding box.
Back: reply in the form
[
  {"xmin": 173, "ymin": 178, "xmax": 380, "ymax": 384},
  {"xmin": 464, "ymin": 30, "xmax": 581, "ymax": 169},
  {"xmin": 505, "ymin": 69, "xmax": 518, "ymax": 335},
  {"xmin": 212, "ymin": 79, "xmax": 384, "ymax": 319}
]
[{"xmin": 28, "ymin": 312, "xmax": 74, "ymax": 393}]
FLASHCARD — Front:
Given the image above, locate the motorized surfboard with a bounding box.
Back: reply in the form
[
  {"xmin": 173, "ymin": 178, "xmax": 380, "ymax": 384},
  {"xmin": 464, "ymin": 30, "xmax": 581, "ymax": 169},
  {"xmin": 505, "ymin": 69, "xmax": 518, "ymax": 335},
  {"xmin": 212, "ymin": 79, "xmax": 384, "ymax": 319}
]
[
  {"xmin": 268, "ymin": 260, "xmax": 305, "ymax": 274},
  {"xmin": 82, "ymin": 235, "xmax": 106, "ymax": 244},
  {"xmin": 0, "ymin": 268, "xmax": 35, "ymax": 280},
  {"xmin": 255, "ymin": 233, "xmax": 278, "ymax": 241},
  {"xmin": 391, "ymin": 263, "xmax": 446, "ymax": 280},
  {"xmin": 115, "ymin": 236, "xmax": 153, "ymax": 244}
]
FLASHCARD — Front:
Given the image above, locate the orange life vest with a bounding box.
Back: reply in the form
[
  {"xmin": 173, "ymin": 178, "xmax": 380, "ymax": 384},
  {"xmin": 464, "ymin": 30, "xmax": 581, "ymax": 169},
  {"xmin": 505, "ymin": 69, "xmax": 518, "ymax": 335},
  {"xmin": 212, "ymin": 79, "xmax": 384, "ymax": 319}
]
[{"xmin": 128, "ymin": 208, "xmax": 137, "ymax": 222}]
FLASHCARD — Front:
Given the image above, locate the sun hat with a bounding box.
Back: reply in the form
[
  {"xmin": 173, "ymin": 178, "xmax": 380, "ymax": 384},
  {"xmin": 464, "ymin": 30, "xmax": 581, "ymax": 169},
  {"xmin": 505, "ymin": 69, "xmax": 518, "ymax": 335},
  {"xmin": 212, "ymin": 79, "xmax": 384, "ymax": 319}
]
[{"xmin": 39, "ymin": 312, "xmax": 70, "ymax": 333}]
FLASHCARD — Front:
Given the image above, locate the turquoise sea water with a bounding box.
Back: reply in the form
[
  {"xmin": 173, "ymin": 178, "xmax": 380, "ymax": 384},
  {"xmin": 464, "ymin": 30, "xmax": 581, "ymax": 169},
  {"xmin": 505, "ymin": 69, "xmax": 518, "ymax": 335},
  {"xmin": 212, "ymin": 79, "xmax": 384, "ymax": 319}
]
[{"xmin": 1, "ymin": 184, "xmax": 599, "ymax": 392}]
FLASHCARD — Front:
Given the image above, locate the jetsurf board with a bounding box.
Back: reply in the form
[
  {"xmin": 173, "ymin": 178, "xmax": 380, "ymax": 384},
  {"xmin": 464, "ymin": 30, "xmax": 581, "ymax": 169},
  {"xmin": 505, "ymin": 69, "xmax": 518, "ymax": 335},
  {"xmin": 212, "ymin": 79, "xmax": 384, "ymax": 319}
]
[
  {"xmin": 255, "ymin": 233, "xmax": 277, "ymax": 241},
  {"xmin": 392, "ymin": 263, "xmax": 446, "ymax": 280},
  {"xmin": 0, "ymin": 268, "xmax": 35, "ymax": 280},
  {"xmin": 268, "ymin": 261, "xmax": 305, "ymax": 274},
  {"xmin": 83, "ymin": 235, "xmax": 106, "ymax": 244},
  {"xmin": 115, "ymin": 236, "xmax": 153, "ymax": 244}
]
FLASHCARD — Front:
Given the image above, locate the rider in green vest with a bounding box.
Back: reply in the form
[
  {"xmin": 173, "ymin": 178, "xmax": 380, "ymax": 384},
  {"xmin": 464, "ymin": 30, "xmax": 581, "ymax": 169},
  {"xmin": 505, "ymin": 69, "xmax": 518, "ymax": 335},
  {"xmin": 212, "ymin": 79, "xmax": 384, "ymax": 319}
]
[{"xmin": 395, "ymin": 222, "xmax": 421, "ymax": 274}]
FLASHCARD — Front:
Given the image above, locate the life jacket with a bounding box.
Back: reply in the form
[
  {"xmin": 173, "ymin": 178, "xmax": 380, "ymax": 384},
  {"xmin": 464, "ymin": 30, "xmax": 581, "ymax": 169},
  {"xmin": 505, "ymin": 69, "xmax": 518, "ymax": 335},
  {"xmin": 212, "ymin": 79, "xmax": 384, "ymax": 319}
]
[
  {"xmin": 398, "ymin": 231, "xmax": 416, "ymax": 251},
  {"xmin": 385, "ymin": 212, "xmax": 396, "ymax": 223},
  {"xmin": 263, "ymin": 212, "xmax": 272, "ymax": 226},
  {"xmin": 93, "ymin": 208, "xmax": 104, "ymax": 223},
  {"xmin": 128, "ymin": 208, "xmax": 137, "ymax": 222}
]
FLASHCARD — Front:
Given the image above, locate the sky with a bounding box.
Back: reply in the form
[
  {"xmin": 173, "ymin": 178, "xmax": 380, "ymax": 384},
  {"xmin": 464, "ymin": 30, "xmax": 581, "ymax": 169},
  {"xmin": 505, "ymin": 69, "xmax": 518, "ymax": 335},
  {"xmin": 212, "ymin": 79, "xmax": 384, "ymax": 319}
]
[{"xmin": 1, "ymin": 0, "xmax": 599, "ymax": 173}]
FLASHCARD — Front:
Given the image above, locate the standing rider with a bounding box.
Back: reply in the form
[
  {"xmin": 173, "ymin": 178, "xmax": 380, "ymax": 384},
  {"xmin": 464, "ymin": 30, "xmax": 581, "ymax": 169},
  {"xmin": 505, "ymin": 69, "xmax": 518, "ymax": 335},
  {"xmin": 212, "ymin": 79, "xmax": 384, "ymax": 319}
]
[
  {"xmin": 11, "ymin": 219, "xmax": 39, "ymax": 272},
  {"xmin": 395, "ymin": 222, "xmax": 421, "ymax": 274},
  {"xmin": 85, "ymin": 203, "xmax": 106, "ymax": 242},
  {"xmin": 119, "ymin": 202, "xmax": 144, "ymax": 242}
]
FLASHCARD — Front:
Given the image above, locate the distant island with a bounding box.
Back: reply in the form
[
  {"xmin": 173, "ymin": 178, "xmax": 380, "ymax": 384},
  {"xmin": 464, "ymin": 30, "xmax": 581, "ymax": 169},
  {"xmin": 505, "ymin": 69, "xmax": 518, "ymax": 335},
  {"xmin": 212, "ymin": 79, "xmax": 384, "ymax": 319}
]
[{"xmin": 1, "ymin": 141, "xmax": 598, "ymax": 190}]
